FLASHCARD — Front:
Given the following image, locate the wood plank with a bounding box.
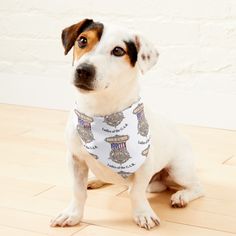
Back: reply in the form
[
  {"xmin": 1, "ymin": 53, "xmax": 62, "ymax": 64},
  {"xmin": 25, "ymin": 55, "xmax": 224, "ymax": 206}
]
[
  {"xmin": 29, "ymin": 186, "xmax": 236, "ymax": 234},
  {"xmin": 0, "ymin": 123, "xmax": 30, "ymax": 139},
  {"xmin": 0, "ymin": 161, "xmax": 69, "ymax": 186},
  {"xmin": 73, "ymin": 224, "xmax": 235, "ymax": 236},
  {"xmin": 82, "ymin": 204, "xmax": 236, "ymax": 235},
  {"xmin": 223, "ymin": 156, "xmax": 236, "ymax": 166},
  {"xmin": 36, "ymin": 184, "xmax": 128, "ymax": 202},
  {"xmin": 1, "ymin": 104, "xmax": 236, "ymax": 235},
  {"xmin": 0, "ymin": 104, "xmax": 68, "ymax": 126},
  {"xmin": 0, "ymin": 169, "xmax": 234, "ymax": 233},
  {"xmin": 0, "ymin": 176, "xmax": 54, "ymax": 197},
  {"xmin": 0, "ymin": 225, "xmax": 46, "ymax": 236},
  {"xmin": 0, "ymin": 192, "xmax": 66, "ymax": 217},
  {"xmin": 0, "ymin": 207, "xmax": 86, "ymax": 236},
  {"xmin": 179, "ymin": 125, "xmax": 236, "ymax": 165},
  {"xmin": 198, "ymin": 164, "xmax": 236, "ymax": 188},
  {"xmin": 1, "ymin": 179, "xmax": 236, "ymax": 233}
]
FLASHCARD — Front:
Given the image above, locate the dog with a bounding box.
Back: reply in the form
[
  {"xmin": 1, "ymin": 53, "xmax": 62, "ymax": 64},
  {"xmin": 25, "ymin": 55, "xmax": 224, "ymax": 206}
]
[{"xmin": 50, "ymin": 18, "xmax": 204, "ymax": 230}]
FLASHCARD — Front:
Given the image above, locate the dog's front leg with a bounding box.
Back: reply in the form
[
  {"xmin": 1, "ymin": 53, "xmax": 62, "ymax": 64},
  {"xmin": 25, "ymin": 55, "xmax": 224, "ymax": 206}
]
[
  {"xmin": 50, "ymin": 152, "xmax": 88, "ymax": 227},
  {"xmin": 130, "ymin": 167, "xmax": 160, "ymax": 230}
]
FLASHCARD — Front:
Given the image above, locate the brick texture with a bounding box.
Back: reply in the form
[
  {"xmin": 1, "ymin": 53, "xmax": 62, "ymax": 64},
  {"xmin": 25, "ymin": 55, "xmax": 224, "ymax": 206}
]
[{"xmin": 0, "ymin": 0, "xmax": 236, "ymax": 95}]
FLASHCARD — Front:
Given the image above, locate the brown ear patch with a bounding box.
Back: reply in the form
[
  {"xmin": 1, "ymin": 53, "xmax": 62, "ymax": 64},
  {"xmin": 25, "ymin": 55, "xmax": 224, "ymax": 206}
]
[
  {"xmin": 62, "ymin": 19, "xmax": 94, "ymax": 55},
  {"xmin": 61, "ymin": 19, "xmax": 103, "ymax": 56},
  {"xmin": 73, "ymin": 22, "xmax": 104, "ymax": 61}
]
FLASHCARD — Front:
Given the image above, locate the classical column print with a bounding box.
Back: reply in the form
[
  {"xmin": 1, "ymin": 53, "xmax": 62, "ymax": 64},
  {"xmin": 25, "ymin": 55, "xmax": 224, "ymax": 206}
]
[
  {"xmin": 74, "ymin": 109, "xmax": 95, "ymax": 143},
  {"xmin": 104, "ymin": 112, "xmax": 124, "ymax": 127},
  {"xmin": 133, "ymin": 103, "xmax": 149, "ymax": 137},
  {"xmin": 105, "ymin": 135, "xmax": 131, "ymax": 164}
]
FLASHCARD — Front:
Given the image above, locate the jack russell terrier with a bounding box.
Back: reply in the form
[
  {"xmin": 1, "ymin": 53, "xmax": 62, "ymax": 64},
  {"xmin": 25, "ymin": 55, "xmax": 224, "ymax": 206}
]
[{"xmin": 50, "ymin": 18, "xmax": 204, "ymax": 230}]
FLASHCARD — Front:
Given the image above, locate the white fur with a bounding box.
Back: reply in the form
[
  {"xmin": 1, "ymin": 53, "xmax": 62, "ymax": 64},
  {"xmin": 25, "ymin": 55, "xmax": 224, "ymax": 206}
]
[{"xmin": 51, "ymin": 23, "xmax": 204, "ymax": 230}]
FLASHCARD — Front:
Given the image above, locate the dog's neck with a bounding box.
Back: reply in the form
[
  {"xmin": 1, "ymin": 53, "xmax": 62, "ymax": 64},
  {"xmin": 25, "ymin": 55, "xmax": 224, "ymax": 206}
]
[{"xmin": 74, "ymin": 79, "xmax": 140, "ymax": 117}]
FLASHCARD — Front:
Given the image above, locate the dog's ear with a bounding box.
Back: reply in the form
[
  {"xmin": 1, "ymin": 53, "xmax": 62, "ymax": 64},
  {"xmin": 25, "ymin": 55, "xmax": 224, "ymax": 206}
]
[
  {"xmin": 134, "ymin": 35, "xmax": 159, "ymax": 74},
  {"xmin": 61, "ymin": 19, "xmax": 94, "ymax": 55}
]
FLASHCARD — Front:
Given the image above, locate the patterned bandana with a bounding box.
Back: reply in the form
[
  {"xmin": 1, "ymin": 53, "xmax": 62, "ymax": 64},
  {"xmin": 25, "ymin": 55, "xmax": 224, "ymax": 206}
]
[{"xmin": 73, "ymin": 99, "xmax": 150, "ymax": 178}]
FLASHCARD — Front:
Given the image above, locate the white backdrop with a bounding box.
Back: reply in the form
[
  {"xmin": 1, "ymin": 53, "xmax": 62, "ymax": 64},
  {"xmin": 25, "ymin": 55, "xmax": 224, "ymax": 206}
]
[{"xmin": 0, "ymin": 0, "xmax": 236, "ymax": 130}]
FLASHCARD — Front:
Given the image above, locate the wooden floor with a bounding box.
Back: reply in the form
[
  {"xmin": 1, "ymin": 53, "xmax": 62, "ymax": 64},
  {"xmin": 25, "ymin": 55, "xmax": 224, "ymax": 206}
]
[{"xmin": 0, "ymin": 104, "xmax": 236, "ymax": 236}]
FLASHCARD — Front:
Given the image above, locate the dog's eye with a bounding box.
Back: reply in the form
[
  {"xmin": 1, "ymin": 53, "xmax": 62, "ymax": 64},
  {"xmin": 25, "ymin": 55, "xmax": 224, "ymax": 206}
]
[
  {"xmin": 77, "ymin": 36, "xmax": 87, "ymax": 48},
  {"xmin": 111, "ymin": 47, "xmax": 126, "ymax": 57}
]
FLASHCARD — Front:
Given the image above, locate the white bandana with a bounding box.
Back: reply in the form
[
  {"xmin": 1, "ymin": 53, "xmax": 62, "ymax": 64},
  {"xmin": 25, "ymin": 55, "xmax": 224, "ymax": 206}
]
[{"xmin": 74, "ymin": 99, "xmax": 150, "ymax": 178}]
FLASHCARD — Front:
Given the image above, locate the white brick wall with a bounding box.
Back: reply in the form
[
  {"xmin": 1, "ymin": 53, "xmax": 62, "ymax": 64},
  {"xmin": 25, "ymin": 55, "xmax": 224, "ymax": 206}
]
[{"xmin": 0, "ymin": 0, "xmax": 236, "ymax": 129}]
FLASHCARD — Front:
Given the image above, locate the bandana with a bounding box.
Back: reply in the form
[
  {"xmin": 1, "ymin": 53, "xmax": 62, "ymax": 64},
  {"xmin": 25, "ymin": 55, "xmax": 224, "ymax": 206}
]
[{"xmin": 73, "ymin": 99, "xmax": 150, "ymax": 178}]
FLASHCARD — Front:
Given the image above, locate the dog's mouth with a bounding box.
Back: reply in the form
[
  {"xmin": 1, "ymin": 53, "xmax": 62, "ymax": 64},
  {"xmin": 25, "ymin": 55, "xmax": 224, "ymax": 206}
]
[{"xmin": 74, "ymin": 82, "xmax": 94, "ymax": 91}]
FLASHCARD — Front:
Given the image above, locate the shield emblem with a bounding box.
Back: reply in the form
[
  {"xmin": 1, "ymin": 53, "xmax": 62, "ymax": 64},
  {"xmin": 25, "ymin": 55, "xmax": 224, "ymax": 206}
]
[{"xmin": 105, "ymin": 135, "xmax": 131, "ymax": 164}]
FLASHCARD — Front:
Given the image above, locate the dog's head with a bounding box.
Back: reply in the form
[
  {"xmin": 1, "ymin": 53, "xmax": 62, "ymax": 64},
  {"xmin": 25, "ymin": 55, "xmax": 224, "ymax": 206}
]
[{"xmin": 62, "ymin": 19, "xmax": 159, "ymax": 93}]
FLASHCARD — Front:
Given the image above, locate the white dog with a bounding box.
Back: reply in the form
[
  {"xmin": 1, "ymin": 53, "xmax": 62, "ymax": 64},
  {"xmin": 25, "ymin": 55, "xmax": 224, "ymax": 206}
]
[{"xmin": 51, "ymin": 19, "xmax": 203, "ymax": 230}]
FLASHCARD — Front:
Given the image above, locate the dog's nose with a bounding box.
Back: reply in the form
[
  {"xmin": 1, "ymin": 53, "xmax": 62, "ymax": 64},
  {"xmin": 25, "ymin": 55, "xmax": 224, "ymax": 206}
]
[{"xmin": 75, "ymin": 63, "xmax": 95, "ymax": 81}]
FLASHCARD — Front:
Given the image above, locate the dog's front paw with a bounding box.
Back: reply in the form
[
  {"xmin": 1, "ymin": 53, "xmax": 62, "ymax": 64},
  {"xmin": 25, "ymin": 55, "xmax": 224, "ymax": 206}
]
[
  {"xmin": 171, "ymin": 190, "xmax": 189, "ymax": 208},
  {"xmin": 133, "ymin": 210, "xmax": 160, "ymax": 230},
  {"xmin": 50, "ymin": 207, "xmax": 82, "ymax": 227}
]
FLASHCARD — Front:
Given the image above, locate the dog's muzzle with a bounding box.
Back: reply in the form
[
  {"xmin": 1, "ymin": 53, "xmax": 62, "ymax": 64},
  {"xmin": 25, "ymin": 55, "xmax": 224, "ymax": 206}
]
[{"xmin": 74, "ymin": 63, "xmax": 96, "ymax": 91}]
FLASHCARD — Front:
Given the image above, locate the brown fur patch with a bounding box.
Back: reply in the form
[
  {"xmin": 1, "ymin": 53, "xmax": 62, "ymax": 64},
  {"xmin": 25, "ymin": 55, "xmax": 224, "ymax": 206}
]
[
  {"xmin": 124, "ymin": 53, "xmax": 131, "ymax": 65},
  {"xmin": 124, "ymin": 40, "xmax": 138, "ymax": 67},
  {"xmin": 73, "ymin": 30, "xmax": 100, "ymax": 60}
]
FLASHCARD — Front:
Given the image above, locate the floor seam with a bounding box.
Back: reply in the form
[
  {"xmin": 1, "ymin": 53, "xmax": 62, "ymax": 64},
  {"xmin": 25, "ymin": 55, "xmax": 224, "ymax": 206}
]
[
  {"xmin": 0, "ymin": 223, "xmax": 48, "ymax": 235},
  {"xmin": 70, "ymin": 224, "xmax": 90, "ymax": 236},
  {"xmin": 165, "ymin": 219, "xmax": 236, "ymax": 235},
  {"xmin": 222, "ymin": 155, "xmax": 234, "ymax": 164},
  {"xmin": 116, "ymin": 186, "xmax": 129, "ymax": 196},
  {"xmin": 33, "ymin": 185, "xmax": 56, "ymax": 197},
  {"xmin": 0, "ymin": 206, "xmax": 54, "ymax": 217}
]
